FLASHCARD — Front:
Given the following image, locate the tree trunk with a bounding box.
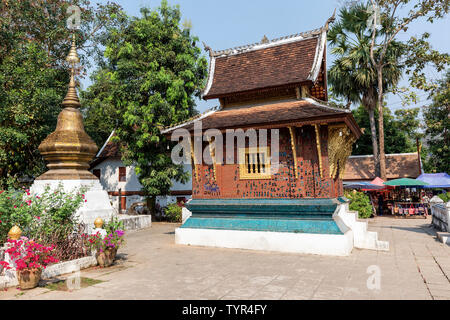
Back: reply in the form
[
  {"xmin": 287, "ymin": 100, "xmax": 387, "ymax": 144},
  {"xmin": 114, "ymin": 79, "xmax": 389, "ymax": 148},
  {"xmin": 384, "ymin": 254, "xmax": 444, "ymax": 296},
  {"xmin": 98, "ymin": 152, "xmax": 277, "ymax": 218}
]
[
  {"xmin": 377, "ymin": 67, "xmax": 387, "ymax": 180},
  {"xmin": 147, "ymin": 196, "xmax": 157, "ymax": 222},
  {"xmin": 367, "ymin": 107, "xmax": 380, "ymax": 176}
]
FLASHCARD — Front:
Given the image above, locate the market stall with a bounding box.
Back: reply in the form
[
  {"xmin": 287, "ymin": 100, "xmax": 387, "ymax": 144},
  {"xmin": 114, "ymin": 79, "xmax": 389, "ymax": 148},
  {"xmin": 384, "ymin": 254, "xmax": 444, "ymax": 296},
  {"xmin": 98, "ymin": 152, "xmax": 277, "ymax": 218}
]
[{"xmin": 382, "ymin": 178, "xmax": 430, "ymax": 218}]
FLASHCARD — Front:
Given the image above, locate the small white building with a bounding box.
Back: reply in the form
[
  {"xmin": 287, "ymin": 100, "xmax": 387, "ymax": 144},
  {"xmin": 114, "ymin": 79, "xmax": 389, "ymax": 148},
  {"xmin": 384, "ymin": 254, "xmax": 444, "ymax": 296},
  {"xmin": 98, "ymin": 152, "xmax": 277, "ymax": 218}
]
[{"xmin": 89, "ymin": 130, "xmax": 192, "ymax": 213}]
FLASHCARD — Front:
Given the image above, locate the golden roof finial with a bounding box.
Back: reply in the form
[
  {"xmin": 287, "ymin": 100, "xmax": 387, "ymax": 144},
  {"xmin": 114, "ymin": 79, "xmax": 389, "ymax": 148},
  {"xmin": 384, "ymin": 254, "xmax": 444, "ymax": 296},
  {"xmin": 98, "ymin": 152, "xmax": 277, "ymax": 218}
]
[
  {"xmin": 62, "ymin": 33, "xmax": 81, "ymax": 109},
  {"xmin": 66, "ymin": 33, "xmax": 80, "ymax": 65}
]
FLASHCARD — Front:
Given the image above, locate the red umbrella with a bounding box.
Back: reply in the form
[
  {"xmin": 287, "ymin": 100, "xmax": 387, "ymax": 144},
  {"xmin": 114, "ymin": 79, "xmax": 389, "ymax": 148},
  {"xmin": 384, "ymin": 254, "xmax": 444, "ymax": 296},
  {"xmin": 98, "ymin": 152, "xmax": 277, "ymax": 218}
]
[
  {"xmin": 363, "ymin": 177, "xmax": 393, "ymax": 192},
  {"xmin": 371, "ymin": 177, "xmax": 385, "ymax": 186}
]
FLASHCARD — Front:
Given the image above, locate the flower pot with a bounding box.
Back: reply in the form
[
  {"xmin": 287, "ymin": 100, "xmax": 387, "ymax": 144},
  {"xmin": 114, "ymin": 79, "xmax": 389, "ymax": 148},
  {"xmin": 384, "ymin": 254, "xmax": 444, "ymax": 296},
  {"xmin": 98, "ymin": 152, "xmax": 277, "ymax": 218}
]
[
  {"xmin": 96, "ymin": 248, "xmax": 117, "ymax": 267},
  {"xmin": 16, "ymin": 268, "xmax": 42, "ymax": 290}
]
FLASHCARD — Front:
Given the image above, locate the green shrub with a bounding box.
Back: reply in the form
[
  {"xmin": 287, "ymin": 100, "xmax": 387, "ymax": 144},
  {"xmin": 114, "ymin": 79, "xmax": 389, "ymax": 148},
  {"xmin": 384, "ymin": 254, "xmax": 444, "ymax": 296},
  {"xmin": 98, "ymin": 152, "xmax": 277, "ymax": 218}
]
[
  {"xmin": 438, "ymin": 192, "xmax": 450, "ymax": 203},
  {"xmin": 344, "ymin": 190, "xmax": 373, "ymax": 219},
  {"xmin": 164, "ymin": 203, "xmax": 182, "ymax": 223},
  {"xmin": 104, "ymin": 215, "xmax": 125, "ymax": 234}
]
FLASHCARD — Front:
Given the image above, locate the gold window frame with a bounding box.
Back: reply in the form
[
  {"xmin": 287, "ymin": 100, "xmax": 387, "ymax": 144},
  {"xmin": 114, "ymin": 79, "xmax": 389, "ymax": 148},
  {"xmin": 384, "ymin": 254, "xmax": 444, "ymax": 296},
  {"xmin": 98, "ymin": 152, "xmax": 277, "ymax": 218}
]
[{"xmin": 238, "ymin": 147, "xmax": 272, "ymax": 180}]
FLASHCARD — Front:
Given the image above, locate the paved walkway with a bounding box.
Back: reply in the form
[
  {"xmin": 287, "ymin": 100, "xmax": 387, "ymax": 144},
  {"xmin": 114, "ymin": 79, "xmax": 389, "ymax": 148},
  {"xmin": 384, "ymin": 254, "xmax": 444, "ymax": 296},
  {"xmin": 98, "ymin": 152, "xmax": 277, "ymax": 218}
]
[{"xmin": 1, "ymin": 216, "xmax": 450, "ymax": 300}]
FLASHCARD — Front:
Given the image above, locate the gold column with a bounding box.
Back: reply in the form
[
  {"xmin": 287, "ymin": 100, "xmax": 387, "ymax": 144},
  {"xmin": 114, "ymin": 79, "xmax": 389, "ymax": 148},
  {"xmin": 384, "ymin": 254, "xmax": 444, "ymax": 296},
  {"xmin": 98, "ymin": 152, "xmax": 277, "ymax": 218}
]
[
  {"xmin": 36, "ymin": 34, "xmax": 98, "ymax": 180},
  {"xmin": 314, "ymin": 124, "xmax": 323, "ymax": 178},
  {"xmin": 190, "ymin": 136, "xmax": 200, "ymax": 182},
  {"xmin": 208, "ymin": 137, "xmax": 217, "ymax": 181},
  {"xmin": 288, "ymin": 126, "xmax": 298, "ymax": 179}
]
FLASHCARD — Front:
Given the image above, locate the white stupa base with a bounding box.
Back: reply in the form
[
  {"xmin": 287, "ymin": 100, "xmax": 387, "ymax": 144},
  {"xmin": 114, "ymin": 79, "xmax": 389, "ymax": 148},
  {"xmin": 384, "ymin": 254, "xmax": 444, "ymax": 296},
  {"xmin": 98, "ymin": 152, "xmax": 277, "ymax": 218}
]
[{"xmin": 30, "ymin": 179, "xmax": 116, "ymax": 233}]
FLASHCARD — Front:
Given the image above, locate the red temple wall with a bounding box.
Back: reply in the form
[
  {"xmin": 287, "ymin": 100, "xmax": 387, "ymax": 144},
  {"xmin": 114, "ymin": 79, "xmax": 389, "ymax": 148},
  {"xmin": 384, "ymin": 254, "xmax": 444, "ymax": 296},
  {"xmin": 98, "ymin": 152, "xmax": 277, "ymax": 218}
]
[{"xmin": 191, "ymin": 126, "xmax": 344, "ymax": 199}]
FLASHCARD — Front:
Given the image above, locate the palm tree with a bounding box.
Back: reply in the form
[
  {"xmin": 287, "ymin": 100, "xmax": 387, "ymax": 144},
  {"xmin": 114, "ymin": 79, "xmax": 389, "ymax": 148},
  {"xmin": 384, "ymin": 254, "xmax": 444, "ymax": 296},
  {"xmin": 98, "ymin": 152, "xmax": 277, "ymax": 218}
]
[{"xmin": 328, "ymin": 3, "xmax": 403, "ymax": 175}]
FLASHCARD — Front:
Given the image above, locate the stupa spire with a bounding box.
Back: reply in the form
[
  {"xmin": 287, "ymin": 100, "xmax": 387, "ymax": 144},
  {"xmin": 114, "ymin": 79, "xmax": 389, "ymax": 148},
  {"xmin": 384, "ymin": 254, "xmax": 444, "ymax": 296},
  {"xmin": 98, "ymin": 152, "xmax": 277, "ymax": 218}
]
[
  {"xmin": 62, "ymin": 34, "xmax": 81, "ymax": 108},
  {"xmin": 36, "ymin": 33, "xmax": 98, "ymax": 180}
]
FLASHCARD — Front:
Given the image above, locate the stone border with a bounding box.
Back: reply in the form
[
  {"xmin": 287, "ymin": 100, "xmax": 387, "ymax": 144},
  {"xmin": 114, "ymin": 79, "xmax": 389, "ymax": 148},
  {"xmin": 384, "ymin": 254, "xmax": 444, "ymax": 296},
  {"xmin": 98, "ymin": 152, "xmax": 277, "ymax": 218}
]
[
  {"xmin": 118, "ymin": 214, "xmax": 152, "ymax": 231},
  {"xmin": 0, "ymin": 255, "xmax": 97, "ymax": 289}
]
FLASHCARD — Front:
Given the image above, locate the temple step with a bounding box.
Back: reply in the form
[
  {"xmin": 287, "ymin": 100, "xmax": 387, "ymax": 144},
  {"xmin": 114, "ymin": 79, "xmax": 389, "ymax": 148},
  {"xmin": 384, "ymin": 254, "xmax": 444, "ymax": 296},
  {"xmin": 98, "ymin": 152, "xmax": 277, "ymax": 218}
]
[{"xmin": 337, "ymin": 205, "xmax": 389, "ymax": 252}]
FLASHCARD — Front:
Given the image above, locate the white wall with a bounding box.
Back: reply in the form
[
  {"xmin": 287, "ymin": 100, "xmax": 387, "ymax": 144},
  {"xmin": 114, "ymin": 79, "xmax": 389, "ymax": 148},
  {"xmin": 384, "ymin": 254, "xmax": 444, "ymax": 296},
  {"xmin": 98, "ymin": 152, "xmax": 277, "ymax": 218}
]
[
  {"xmin": 92, "ymin": 158, "xmax": 142, "ymax": 192},
  {"xmin": 90, "ymin": 159, "xmax": 192, "ymax": 211}
]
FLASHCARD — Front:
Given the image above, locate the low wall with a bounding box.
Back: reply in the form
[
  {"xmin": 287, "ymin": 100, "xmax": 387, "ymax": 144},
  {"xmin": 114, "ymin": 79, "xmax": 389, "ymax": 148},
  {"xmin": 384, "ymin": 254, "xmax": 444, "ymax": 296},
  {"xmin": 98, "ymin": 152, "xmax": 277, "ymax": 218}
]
[
  {"xmin": 0, "ymin": 254, "xmax": 97, "ymax": 289},
  {"xmin": 431, "ymin": 202, "xmax": 450, "ymax": 232},
  {"xmin": 118, "ymin": 214, "xmax": 152, "ymax": 231}
]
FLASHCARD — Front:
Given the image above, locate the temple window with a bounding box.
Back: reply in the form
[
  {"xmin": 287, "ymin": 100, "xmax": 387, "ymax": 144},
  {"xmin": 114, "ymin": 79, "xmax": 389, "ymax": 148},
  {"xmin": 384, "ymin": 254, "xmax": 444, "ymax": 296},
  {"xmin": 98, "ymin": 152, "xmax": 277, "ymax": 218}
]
[{"xmin": 239, "ymin": 147, "xmax": 271, "ymax": 180}]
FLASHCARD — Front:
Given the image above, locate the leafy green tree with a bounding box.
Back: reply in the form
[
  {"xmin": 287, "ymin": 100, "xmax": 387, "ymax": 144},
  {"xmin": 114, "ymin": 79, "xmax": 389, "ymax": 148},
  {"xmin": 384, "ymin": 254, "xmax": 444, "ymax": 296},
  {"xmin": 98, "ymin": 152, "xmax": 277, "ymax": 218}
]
[
  {"xmin": 366, "ymin": 0, "xmax": 449, "ymax": 179},
  {"xmin": 83, "ymin": 1, "xmax": 208, "ymax": 210},
  {"xmin": 328, "ymin": 3, "xmax": 403, "ymax": 175},
  {"xmin": 0, "ymin": 0, "xmax": 123, "ymax": 188},
  {"xmin": 352, "ymin": 105, "xmax": 419, "ymax": 155},
  {"xmin": 422, "ymin": 71, "xmax": 450, "ymax": 173},
  {"xmin": 0, "ymin": 43, "xmax": 67, "ymax": 187}
]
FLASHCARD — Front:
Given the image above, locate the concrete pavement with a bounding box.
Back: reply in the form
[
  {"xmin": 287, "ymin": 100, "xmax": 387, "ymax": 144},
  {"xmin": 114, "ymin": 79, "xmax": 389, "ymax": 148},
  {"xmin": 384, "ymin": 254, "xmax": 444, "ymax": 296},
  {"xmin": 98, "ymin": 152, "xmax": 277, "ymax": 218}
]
[{"xmin": 1, "ymin": 216, "xmax": 450, "ymax": 300}]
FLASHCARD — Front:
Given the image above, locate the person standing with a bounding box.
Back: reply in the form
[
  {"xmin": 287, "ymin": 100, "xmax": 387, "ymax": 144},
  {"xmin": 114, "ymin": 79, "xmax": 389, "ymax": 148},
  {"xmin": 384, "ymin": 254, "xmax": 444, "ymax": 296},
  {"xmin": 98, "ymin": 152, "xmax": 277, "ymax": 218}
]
[{"xmin": 378, "ymin": 194, "xmax": 384, "ymax": 216}]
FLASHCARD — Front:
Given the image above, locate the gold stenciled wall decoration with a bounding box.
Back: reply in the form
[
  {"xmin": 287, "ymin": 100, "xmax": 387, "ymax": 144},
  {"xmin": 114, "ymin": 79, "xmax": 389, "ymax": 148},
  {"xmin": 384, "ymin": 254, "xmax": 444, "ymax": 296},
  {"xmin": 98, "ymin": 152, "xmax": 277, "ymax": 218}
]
[{"xmin": 327, "ymin": 125, "xmax": 356, "ymax": 179}]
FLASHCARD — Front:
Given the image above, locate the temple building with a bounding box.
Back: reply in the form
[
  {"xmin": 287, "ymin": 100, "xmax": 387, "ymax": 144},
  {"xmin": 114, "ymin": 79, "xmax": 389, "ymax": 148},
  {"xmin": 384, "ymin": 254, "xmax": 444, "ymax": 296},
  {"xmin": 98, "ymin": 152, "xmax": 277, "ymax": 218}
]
[{"xmin": 162, "ymin": 14, "xmax": 388, "ymax": 255}]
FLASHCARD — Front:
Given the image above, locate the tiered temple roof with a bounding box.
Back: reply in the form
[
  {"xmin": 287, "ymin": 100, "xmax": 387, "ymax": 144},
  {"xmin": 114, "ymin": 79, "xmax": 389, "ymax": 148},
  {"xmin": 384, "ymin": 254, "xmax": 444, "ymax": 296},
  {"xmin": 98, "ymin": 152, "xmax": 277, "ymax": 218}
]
[
  {"xmin": 160, "ymin": 12, "xmax": 363, "ymax": 136},
  {"xmin": 202, "ymin": 27, "xmax": 327, "ymax": 100},
  {"xmin": 161, "ymin": 98, "xmax": 360, "ymax": 137}
]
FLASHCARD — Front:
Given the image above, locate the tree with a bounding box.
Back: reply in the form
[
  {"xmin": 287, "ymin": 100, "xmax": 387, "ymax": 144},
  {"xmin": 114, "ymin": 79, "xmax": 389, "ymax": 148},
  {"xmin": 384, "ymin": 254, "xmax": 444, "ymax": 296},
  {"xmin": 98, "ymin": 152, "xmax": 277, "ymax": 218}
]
[
  {"xmin": 0, "ymin": 0, "xmax": 123, "ymax": 188},
  {"xmin": 352, "ymin": 104, "xmax": 419, "ymax": 155},
  {"xmin": 83, "ymin": 1, "xmax": 208, "ymax": 210},
  {"xmin": 328, "ymin": 3, "xmax": 403, "ymax": 174},
  {"xmin": 422, "ymin": 71, "xmax": 450, "ymax": 173},
  {"xmin": 367, "ymin": 0, "xmax": 449, "ymax": 179}
]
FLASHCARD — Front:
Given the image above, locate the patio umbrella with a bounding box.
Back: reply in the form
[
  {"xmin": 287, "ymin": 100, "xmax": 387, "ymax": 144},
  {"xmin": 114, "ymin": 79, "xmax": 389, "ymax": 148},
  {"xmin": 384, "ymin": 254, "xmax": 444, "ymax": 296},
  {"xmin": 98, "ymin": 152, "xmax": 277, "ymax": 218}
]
[
  {"xmin": 371, "ymin": 177, "xmax": 385, "ymax": 186},
  {"xmin": 343, "ymin": 182, "xmax": 385, "ymax": 190},
  {"xmin": 383, "ymin": 178, "xmax": 429, "ymax": 187},
  {"xmin": 366, "ymin": 177, "xmax": 393, "ymax": 191},
  {"xmin": 416, "ymin": 173, "xmax": 450, "ymax": 188}
]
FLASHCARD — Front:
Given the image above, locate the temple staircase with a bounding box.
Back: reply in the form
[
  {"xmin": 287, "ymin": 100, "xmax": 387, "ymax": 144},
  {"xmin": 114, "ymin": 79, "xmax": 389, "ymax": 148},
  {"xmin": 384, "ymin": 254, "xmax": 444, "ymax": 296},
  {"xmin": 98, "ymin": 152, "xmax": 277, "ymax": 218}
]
[{"xmin": 336, "ymin": 204, "xmax": 389, "ymax": 251}]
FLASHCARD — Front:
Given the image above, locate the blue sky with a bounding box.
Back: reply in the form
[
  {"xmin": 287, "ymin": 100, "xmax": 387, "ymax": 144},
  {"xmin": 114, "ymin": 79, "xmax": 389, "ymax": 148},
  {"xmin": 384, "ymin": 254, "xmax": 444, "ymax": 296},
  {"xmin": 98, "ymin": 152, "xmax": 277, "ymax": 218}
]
[{"xmin": 87, "ymin": 0, "xmax": 450, "ymax": 114}]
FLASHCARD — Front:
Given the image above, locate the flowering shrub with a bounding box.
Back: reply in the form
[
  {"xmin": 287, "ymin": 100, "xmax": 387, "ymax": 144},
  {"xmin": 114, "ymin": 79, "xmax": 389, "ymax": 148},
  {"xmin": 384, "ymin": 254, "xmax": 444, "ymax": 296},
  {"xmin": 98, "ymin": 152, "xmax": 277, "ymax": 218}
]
[
  {"xmin": 84, "ymin": 229, "xmax": 125, "ymax": 253},
  {"xmin": 0, "ymin": 184, "xmax": 89, "ymax": 261},
  {"xmin": 0, "ymin": 237, "xmax": 58, "ymax": 271}
]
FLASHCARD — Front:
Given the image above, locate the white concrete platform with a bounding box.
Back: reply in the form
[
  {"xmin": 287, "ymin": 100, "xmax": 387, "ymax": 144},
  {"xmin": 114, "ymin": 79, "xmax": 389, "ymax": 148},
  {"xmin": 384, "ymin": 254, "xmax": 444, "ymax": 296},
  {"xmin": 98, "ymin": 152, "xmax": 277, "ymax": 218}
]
[
  {"xmin": 175, "ymin": 227, "xmax": 354, "ymax": 256},
  {"xmin": 176, "ymin": 201, "xmax": 389, "ymax": 256}
]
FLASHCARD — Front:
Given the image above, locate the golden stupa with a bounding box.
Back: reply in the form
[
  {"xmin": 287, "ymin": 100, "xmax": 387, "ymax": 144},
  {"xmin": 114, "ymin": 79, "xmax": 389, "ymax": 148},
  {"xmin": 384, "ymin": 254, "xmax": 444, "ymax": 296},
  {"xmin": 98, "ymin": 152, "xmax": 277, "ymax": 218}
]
[{"xmin": 37, "ymin": 34, "xmax": 98, "ymax": 180}]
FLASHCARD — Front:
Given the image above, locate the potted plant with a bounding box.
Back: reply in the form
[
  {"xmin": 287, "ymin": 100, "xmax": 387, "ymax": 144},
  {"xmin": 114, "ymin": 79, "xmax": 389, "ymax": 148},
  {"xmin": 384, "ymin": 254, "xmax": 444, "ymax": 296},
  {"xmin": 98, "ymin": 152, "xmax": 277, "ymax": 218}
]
[
  {"xmin": 84, "ymin": 229, "xmax": 125, "ymax": 267},
  {"xmin": 0, "ymin": 237, "xmax": 58, "ymax": 289}
]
